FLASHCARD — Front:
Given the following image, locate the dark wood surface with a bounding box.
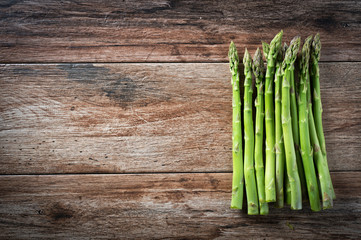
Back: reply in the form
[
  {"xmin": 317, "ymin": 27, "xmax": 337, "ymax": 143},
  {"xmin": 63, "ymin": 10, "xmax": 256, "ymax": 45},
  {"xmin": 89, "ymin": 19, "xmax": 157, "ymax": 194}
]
[
  {"xmin": 0, "ymin": 173, "xmax": 360, "ymax": 239},
  {"xmin": 0, "ymin": 0, "xmax": 361, "ymax": 62},
  {"xmin": 0, "ymin": 0, "xmax": 361, "ymax": 239}
]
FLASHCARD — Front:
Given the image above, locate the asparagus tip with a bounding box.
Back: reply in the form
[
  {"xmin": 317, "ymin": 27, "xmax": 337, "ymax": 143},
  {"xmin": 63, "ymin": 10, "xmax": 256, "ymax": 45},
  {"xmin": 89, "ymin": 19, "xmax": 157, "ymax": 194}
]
[
  {"xmin": 252, "ymin": 47, "xmax": 265, "ymax": 82},
  {"xmin": 228, "ymin": 41, "xmax": 239, "ymax": 77},
  {"xmin": 270, "ymin": 30, "xmax": 284, "ymax": 52},
  {"xmin": 283, "ymin": 36, "xmax": 301, "ymax": 68},
  {"xmin": 311, "ymin": 33, "xmax": 321, "ymax": 62},
  {"xmin": 300, "ymin": 35, "xmax": 313, "ymax": 73},
  {"xmin": 228, "ymin": 41, "xmax": 239, "ymax": 63},
  {"xmin": 243, "ymin": 48, "xmax": 252, "ymax": 70}
]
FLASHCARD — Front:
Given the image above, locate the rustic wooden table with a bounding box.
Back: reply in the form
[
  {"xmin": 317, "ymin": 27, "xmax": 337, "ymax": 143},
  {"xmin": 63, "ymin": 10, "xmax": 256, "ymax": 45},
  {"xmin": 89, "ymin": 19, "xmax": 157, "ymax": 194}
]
[{"xmin": 1, "ymin": 0, "xmax": 360, "ymax": 239}]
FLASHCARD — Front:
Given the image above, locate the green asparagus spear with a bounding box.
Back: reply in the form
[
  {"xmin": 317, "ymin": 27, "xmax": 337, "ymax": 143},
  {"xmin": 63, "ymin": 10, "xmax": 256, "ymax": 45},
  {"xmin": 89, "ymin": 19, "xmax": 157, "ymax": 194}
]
[
  {"xmin": 253, "ymin": 48, "xmax": 269, "ymax": 215},
  {"xmin": 263, "ymin": 30, "xmax": 283, "ymax": 202},
  {"xmin": 275, "ymin": 49, "xmax": 286, "ymax": 208},
  {"xmin": 289, "ymin": 49, "xmax": 307, "ymax": 202},
  {"xmin": 243, "ymin": 49, "xmax": 259, "ymax": 215},
  {"xmin": 310, "ymin": 34, "xmax": 336, "ymax": 200},
  {"xmin": 304, "ymin": 37, "xmax": 333, "ymax": 209},
  {"xmin": 309, "ymin": 102, "xmax": 333, "ymax": 209},
  {"xmin": 282, "ymin": 43, "xmax": 292, "ymax": 206},
  {"xmin": 298, "ymin": 36, "xmax": 322, "ymax": 211},
  {"xmin": 282, "ymin": 36, "xmax": 302, "ymax": 210},
  {"xmin": 229, "ymin": 42, "xmax": 244, "ymax": 209}
]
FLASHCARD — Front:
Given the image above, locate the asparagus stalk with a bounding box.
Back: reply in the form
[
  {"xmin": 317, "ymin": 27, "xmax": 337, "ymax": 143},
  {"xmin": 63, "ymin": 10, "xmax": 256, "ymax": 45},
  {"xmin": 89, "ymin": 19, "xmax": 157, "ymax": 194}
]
[
  {"xmin": 253, "ymin": 48, "xmax": 269, "ymax": 215},
  {"xmin": 282, "ymin": 43, "xmax": 292, "ymax": 206},
  {"xmin": 275, "ymin": 49, "xmax": 286, "ymax": 208},
  {"xmin": 304, "ymin": 38, "xmax": 333, "ymax": 209},
  {"xmin": 243, "ymin": 49, "xmax": 259, "ymax": 215},
  {"xmin": 298, "ymin": 36, "xmax": 322, "ymax": 211},
  {"xmin": 229, "ymin": 42, "xmax": 244, "ymax": 209},
  {"xmin": 262, "ymin": 30, "xmax": 283, "ymax": 202},
  {"xmin": 281, "ymin": 36, "xmax": 302, "ymax": 210},
  {"xmin": 310, "ymin": 34, "xmax": 336, "ymax": 200},
  {"xmin": 308, "ymin": 103, "xmax": 333, "ymax": 209},
  {"xmin": 289, "ymin": 50, "xmax": 307, "ymax": 202}
]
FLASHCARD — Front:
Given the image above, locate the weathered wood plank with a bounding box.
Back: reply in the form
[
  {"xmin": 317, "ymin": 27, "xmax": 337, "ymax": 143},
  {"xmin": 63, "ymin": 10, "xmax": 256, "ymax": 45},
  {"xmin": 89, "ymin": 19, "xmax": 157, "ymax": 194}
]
[
  {"xmin": 0, "ymin": 172, "xmax": 359, "ymax": 239},
  {"xmin": 0, "ymin": 0, "xmax": 360, "ymax": 62},
  {"xmin": 0, "ymin": 63, "xmax": 360, "ymax": 174}
]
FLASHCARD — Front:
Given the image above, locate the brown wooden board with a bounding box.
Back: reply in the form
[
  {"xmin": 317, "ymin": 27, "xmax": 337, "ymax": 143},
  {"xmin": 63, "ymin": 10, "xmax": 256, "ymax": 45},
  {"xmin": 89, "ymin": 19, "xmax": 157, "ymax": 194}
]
[
  {"xmin": 1, "ymin": 1, "xmax": 360, "ymax": 238},
  {"xmin": 0, "ymin": 63, "xmax": 360, "ymax": 174},
  {"xmin": 0, "ymin": 0, "xmax": 360, "ymax": 63},
  {"xmin": 0, "ymin": 172, "xmax": 359, "ymax": 239}
]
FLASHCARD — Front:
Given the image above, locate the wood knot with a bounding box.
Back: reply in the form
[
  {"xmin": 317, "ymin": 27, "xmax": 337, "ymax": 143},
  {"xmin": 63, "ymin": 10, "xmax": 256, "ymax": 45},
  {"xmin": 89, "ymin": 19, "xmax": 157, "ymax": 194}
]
[{"xmin": 48, "ymin": 203, "xmax": 74, "ymax": 221}]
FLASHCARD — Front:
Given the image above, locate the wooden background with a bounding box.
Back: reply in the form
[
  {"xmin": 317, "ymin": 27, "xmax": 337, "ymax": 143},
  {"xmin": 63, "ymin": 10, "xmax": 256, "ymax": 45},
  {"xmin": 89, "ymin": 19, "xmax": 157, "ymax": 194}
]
[{"xmin": 0, "ymin": 0, "xmax": 360, "ymax": 239}]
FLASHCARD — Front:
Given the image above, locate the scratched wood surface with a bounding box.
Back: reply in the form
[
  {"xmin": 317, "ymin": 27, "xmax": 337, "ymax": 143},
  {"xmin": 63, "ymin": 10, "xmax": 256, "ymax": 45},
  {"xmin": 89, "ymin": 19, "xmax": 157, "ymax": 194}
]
[
  {"xmin": 0, "ymin": 172, "xmax": 361, "ymax": 239},
  {"xmin": 0, "ymin": 173, "xmax": 360, "ymax": 239},
  {"xmin": 0, "ymin": 63, "xmax": 360, "ymax": 174},
  {"xmin": 1, "ymin": 0, "xmax": 361, "ymax": 239},
  {"xmin": 0, "ymin": 0, "xmax": 361, "ymax": 62}
]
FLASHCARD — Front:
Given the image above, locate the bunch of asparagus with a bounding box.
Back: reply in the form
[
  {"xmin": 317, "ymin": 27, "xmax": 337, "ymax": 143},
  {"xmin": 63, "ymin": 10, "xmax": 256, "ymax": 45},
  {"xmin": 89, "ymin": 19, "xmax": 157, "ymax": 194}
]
[{"xmin": 229, "ymin": 31, "xmax": 335, "ymax": 215}]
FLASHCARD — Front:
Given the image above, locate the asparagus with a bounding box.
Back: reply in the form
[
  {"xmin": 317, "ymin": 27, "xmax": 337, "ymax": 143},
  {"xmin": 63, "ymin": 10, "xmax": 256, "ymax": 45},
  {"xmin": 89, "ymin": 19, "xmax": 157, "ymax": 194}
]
[
  {"xmin": 274, "ymin": 49, "xmax": 286, "ymax": 208},
  {"xmin": 283, "ymin": 43, "xmax": 292, "ymax": 206},
  {"xmin": 281, "ymin": 36, "xmax": 302, "ymax": 210},
  {"xmin": 262, "ymin": 30, "xmax": 283, "ymax": 202},
  {"xmin": 243, "ymin": 49, "xmax": 259, "ymax": 215},
  {"xmin": 228, "ymin": 31, "xmax": 335, "ymax": 213},
  {"xmin": 229, "ymin": 42, "xmax": 244, "ymax": 209},
  {"xmin": 310, "ymin": 34, "xmax": 336, "ymax": 200},
  {"xmin": 309, "ymin": 103, "xmax": 333, "ymax": 209},
  {"xmin": 253, "ymin": 48, "xmax": 269, "ymax": 215},
  {"xmin": 304, "ymin": 38, "xmax": 333, "ymax": 209},
  {"xmin": 289, "ymin": 48, "xmax": 307, "ymax": 202},
  {"xmin": 298, "ymin": 36, "xmax": 322, "ymax": 211}
]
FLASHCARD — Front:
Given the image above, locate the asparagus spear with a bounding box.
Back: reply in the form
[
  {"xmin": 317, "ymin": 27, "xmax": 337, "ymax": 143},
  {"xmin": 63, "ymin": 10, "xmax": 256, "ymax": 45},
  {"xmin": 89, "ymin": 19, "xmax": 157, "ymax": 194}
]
[
  {"xmin": 262, "ymin": 30, "xmax": 283, "ymax": 202},
  {"xmin": 289, "ymin": 48, "xmax": 307, "ymax": 202},
  {"xmin": 310, "ymin": 34, "xmax": 336, "ymax": 200},
  {"xmin": 298, "ymin": 36, "xmax": 322, "ymax": 211},
  {"xmin": 282, "ymin": 36, "xmax": 302, "ymax": 210},
  {"xmin": 253, "ymin": 48, "xmax": 269, "ymax": 215},
  {"xmin": 282, "ymin": 43, "xmax": 292, "ymax": 206},
  {"xmin": 229, "ymin": 42, "xmax": 244, "ymax": 209},
  {"xmin": 309, "ymin": 102, "xmax": 333, "ymax": 209},
  {"xmin": 304, "ymin": 38, "xmax": 333, "ymax": 209},
  {"xmin": 243, "ymin": 49, "xmax": 259, "ymax": 215},
  {"xmin": 275, "ymin": 48, "xmax": 286, "ymax": 208}
]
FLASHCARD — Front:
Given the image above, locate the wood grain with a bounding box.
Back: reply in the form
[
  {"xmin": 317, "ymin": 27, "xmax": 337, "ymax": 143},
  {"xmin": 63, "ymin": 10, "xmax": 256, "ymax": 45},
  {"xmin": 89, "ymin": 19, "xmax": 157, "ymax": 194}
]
[
  {"xmin": 0, "ymin": 63, "xmax": 360, "ymax": 174},
  {"xmin": 0, "ymin": 0, "xmax": 360, "ymax": 62},
  {"xmin": 0, "ymin": 172, "xmax": 359, "ymax": 239}
]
